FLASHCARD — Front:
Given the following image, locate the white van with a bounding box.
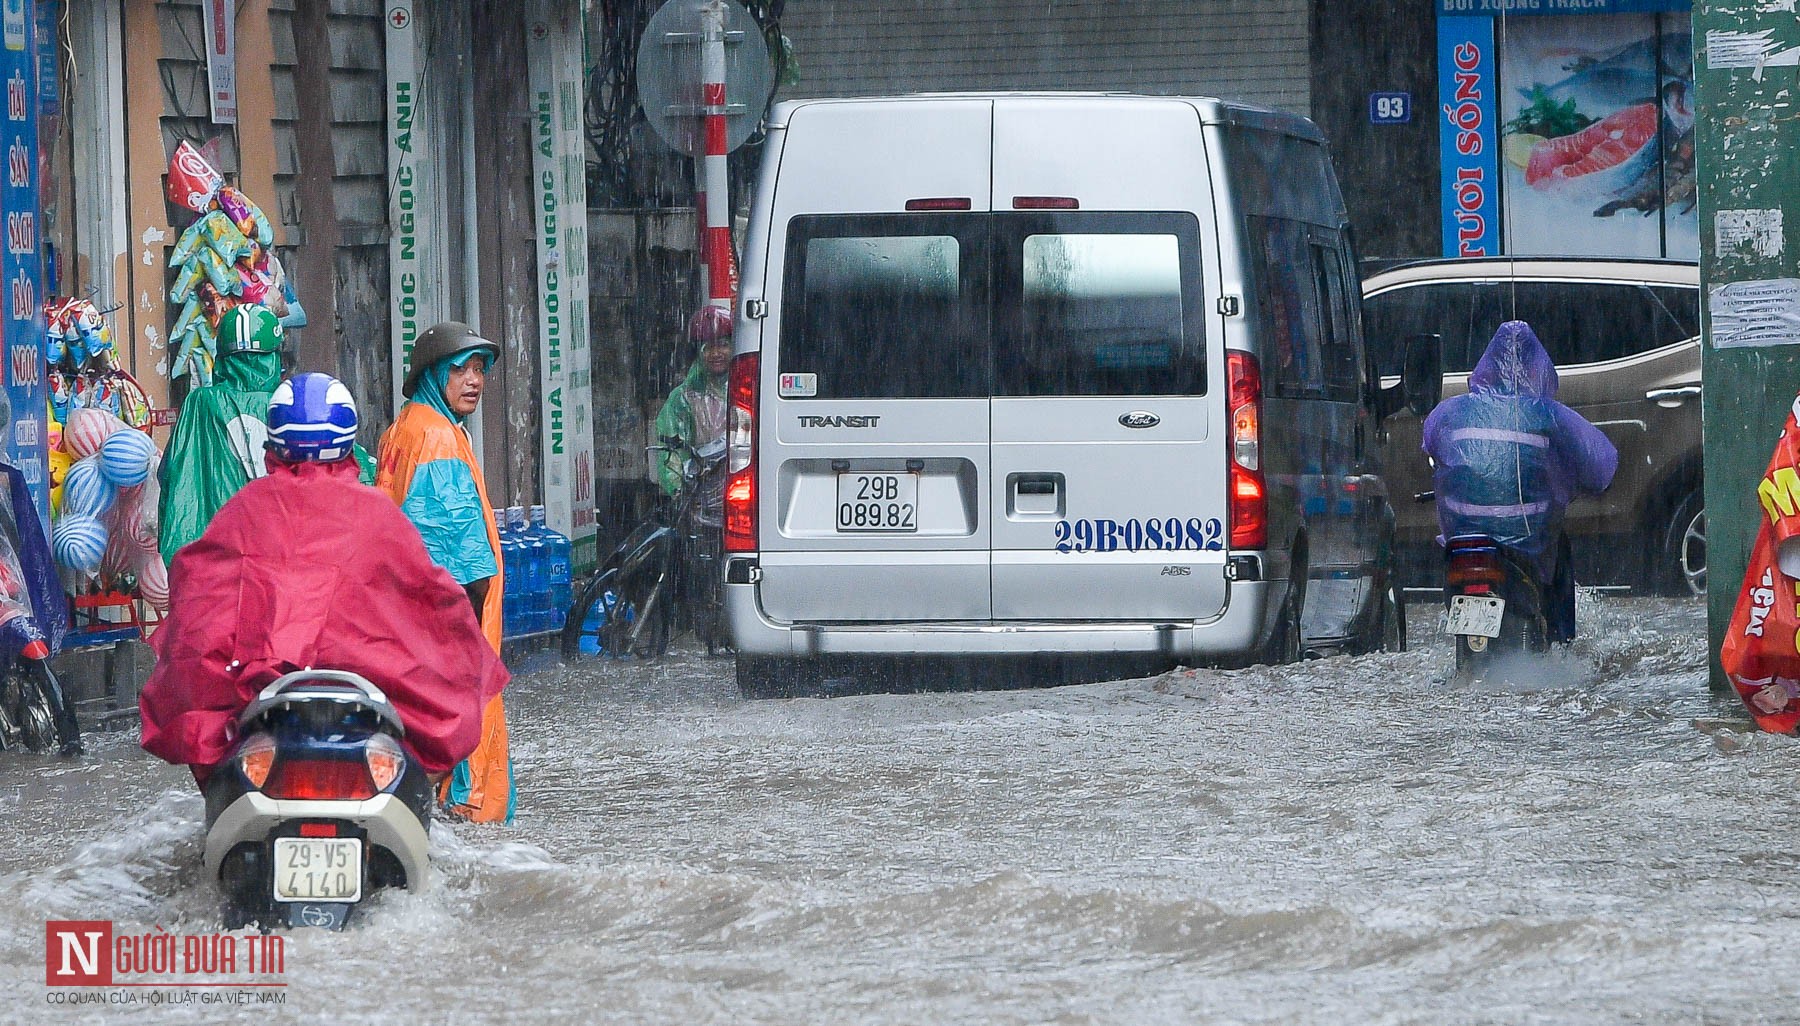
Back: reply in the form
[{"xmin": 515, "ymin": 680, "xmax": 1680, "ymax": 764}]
[{"xmin": 719, "ymin": 93, "xmax": 1437, "ymax": 697}]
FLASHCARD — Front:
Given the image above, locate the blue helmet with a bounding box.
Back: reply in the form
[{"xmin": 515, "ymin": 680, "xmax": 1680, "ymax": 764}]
[{"xmin": 266, "ymin": 373, "xmax": 358, "ymax": 462}]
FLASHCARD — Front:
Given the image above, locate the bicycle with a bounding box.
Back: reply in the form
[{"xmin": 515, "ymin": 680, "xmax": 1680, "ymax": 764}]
[{"xmin": 560, "ymin": 436, "xmax": 727, "ymax": 662}]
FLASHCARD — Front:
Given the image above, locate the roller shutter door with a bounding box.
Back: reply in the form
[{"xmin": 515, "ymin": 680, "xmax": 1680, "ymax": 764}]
[{"xmin": 778, "ymin": 0, "xmax": 1310, "ymax": 117}]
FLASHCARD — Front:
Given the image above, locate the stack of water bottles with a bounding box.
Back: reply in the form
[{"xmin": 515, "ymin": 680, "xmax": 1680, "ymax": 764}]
[{"xmin": 497, "ymin": 504, "xmax": 572, "ymax": 639}]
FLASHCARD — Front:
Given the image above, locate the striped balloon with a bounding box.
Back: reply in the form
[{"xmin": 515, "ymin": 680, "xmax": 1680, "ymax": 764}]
[
  {"xmin": 53, "ymin": 514, "xmax": 109, "ymax": 573},
  {"xmin": 136, "ymin": 556, "xmax": 169, "ymax": 611},
  {"xmin": 98, "ymin": 429, "xmax": 157, "ymax": 487},
  {"xmin": 60, "ymin": 457, "xmax": 116, "ymax": 518},
  {"xmin": 63, "ymin": 407, "xmax": 127, "ymax": 459}
]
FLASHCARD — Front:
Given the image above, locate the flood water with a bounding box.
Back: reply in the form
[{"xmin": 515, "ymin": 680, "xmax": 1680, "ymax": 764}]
[{"xmin": 1, "ymin": 595, "xmax": 1794, "ymax": 1024}]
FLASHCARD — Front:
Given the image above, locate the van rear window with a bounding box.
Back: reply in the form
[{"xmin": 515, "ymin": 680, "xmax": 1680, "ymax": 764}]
[
  {"xmin": 779, "ymin": 212, "xmax": 1204, "ymax": 399},
  {"xmin": 781, "ymin": 216, "xmax": 989, "ymax": 399}
]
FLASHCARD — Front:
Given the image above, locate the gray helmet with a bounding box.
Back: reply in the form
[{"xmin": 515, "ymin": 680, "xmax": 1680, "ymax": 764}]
[{"xmin": 402, "ymin": 321, "xmax": 500, "ymax": 399}]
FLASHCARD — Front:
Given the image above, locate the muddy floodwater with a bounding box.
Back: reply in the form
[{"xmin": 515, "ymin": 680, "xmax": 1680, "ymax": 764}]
[{"xmin": 1, "ymin": 596, "xmax": 1795, "ymax": 1025}]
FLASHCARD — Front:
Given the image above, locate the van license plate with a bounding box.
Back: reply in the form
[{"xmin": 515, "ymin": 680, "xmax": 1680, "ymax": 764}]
[
  {"xmin": 1445, "ymin": 595, "xmax": 1505, "ymax": 639},
  {"xmin": 836, "ymin": 473, "xmax": 918, "ymax": 532},
  {"xmin": 272, "ymin": 837, "xmax": 363, "ymax": 903}
]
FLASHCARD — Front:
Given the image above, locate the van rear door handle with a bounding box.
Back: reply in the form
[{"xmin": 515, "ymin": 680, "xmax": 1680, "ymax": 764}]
[{"xmin": 1646, "ymin": 385, "xmax": 1701, "ymax": 406}]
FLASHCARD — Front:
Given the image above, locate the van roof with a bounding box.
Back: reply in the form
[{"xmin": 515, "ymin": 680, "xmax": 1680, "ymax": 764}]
[{"xmin": 767, "ymin": 92, "xmax": 1325, "ymax": 143}]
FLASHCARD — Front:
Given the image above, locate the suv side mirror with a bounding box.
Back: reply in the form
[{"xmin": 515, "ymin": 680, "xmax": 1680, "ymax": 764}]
[{"xmin": 1377, "ymin": 332, "xmax": 1443, "ymax": 419}]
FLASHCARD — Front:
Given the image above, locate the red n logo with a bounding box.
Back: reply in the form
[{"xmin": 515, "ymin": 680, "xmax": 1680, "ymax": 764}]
[{"xmin": 44, "ymin": 920, "xmax": 112, "ymax": 986}]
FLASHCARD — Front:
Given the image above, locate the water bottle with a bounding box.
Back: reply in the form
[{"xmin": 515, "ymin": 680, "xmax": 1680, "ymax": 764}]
[
  {"xmin": 532, "ymin": 505, "xmax": 572, "ymax": 631},
  {"xmin": 513, "ymin": 505, "xmax": 550, "ymax": 633},
  {"xmin": 497, "ymin": 508, "xmax": 523, "ymax": 638}
]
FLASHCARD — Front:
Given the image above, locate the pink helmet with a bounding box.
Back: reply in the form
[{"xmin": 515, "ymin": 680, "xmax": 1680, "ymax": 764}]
[{"xmin": 686, "ymin": 305, "xmax": 733, "ymax": 347}]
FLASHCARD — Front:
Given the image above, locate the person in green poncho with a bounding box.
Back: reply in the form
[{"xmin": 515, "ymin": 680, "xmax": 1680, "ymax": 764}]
[
  {"xmin": 653, "ymin": 307, "xmax": 732, "ymax": 498},
  {"xmin": 156, "ymin": 305, "xmax": 375, "ymax": 564}
]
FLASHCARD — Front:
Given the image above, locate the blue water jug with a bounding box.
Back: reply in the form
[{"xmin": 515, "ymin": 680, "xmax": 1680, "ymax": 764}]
[
  {"xmin": 512, "ymin": 506, "xmax": 549, "ymax": 633},
  {"xmin": 578, "ymin": 588, "xmax": 631, "ymax": 656},
  {"xmin": 497, "ymin": 508, "xmax": 523, "ymax": 638},
  {"xmin": 532, "ymin": 505, "xmax": 572, "ymax": 630}
]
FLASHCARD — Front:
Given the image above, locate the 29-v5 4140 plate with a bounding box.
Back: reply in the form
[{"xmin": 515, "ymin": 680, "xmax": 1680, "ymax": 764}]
[
  {"xmin": 272, "ymin": 837, "xmax": 363, "ymax": 903},
  {"xmin": 1446, "ymin": 594, "xmax": 1505, "ymax": 638}
]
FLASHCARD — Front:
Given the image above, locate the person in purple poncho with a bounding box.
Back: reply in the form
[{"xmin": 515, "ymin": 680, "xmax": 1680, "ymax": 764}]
[{"xmin": 1422, "ymin": 320, "xmax": 1619, "ymax": 643}]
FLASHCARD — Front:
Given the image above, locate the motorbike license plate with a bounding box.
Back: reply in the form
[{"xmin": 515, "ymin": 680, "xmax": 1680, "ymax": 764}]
[
  {"xmin": 272, "ymin": 837, "xmax": 363, "ymax": 903},
  {"xmin": 836, "ymin": 473, "xmax": 918, "ymax": 532},
  {"xmin": 1446, "ymin": 594, "xmax": 1505, "ymax": 639}
]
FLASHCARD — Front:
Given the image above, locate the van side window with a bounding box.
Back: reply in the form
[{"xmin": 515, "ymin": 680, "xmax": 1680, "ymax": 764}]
[
  {"xmin": 1312, "ymin": 242, "xmax": 1363, "ymax": 401},
  {"xmin": 995, "ymin": 212, "xmax": 1205, "ymax": 397},
  {"xmin": 780, "ymin": 216, "xmax": 989, "ymax": 399},
  {"xmin": 1250, "ymin": 217, "xmax": 1330, "ymax": 399}
]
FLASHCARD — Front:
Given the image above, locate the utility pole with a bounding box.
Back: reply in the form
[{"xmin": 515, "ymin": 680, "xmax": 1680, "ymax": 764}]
[{"xmin": 1695, "ymin": 4, "xmax": 1800, "ymax": 689}]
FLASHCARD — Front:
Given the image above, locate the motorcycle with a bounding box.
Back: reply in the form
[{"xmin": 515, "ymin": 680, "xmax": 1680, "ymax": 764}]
[
  {"xmin": 203, "ymin": 669, "xmax": 432, "ymax": 930},
  {"xmin": 561, "ymin": 435, "xmax": 727, "ymax": 660},
  {"xmin": 1418, "ymin": 491, "xmax": 1557, "ymax": 678},
  {"xmin": 0, "ymin": 461, "xmax": 78, "ymax": 756}
]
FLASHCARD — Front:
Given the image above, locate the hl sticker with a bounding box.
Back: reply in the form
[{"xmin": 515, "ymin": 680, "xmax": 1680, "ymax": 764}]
[{"xmin": 779, "ymin": 373, "xmax": 817, "ymax": 397}]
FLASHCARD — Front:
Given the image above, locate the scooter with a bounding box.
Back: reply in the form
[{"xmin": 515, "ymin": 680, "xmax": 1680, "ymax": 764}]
[
  {"xmin": 1417, "ymin": 491, "xmax": 1556, "ymax": 678},
  {"xmin": 0, "ymin": 460, "xmax": 78, "ymax": 756},
  {"xmin": 1441, "ymin": 532, "xmax": 1553, "ymax": 676},
  {"xmin": 203, "ymin": 670, "xmax": 432, "ymax": 930}
]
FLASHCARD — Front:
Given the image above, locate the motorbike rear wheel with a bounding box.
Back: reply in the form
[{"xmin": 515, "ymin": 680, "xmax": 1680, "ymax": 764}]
[{"xmin": 1, "ymin": 662, "xmax": 78, "ymax": 755}]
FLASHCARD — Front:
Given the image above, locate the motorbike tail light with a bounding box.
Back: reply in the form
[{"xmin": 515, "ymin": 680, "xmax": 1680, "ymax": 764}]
[
  {"xmin": 19, "ymin": 640, "xmax": 48, "ymax": 660},
  {"xmin": 1447, "ymin": 551, "xmax": 1505, "ymax": 587},
  {"xmin": 264, "ymin": 758, "xmax": 377, "ymax": 801},
  {"xmin": 725, "ymin": 352, "xmax": 759, "ymax": 553},
  {"xmin": 237, "ymin": 734, "xmax": 277, "ymax": 790},
  {"xmin": 1226, "ymin": 351, "xmax": 1267, "ymax": 550},
  {"xmin": 364, "ymin": 733, "xmax": 405, "ymax": 792}
]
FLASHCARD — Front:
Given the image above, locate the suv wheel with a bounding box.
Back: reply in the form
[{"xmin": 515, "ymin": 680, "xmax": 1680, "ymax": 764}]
[{"xmin": 1660, "ymin": 488, "xmax": 1705, "ymax": 597}]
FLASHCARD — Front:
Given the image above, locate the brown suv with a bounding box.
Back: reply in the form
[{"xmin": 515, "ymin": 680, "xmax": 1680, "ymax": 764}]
[{"xmin": 1362, "ymin": 258, "xmax": 1702, "ymax": 594}]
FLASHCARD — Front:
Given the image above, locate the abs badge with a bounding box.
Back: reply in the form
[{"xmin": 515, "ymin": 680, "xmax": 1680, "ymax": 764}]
[{"xmin": 1119, "ymin": 411, "xmax": 1160, "ymax": 429}]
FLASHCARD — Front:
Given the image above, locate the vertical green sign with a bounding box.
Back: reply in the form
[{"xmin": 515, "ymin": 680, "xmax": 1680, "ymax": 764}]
[{"xmin": 1696, "ymin": 4, "xmax": 1800, "ymax": 689}]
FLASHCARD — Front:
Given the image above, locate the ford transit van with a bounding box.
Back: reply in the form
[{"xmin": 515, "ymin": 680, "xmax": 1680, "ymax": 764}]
[{"xmin": 720, "ymin": 93, "xmax": 1436, "ymax": 697}]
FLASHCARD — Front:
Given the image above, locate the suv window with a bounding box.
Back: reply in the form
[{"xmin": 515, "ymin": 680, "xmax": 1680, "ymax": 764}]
[
  {"xmin": 1364, "ymin": 275, "xmax": 1700, "ymax": 377},
  {"xmin": 1469, "ymin": 281, "xmax": 1697, "ymax": 366},
  {"xmin": 995, "ymin": 212, "xmax": 1205, "ymax": 397}
]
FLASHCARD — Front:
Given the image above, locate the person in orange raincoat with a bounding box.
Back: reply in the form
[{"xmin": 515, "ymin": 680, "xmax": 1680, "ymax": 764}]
[
  {"xmin": 1723, "ymin": 392, "xmax": 1800, "ymax": 732},
  {"xmin": 376, "ymin": 322, "xmax": 514, "ymax": 823}
]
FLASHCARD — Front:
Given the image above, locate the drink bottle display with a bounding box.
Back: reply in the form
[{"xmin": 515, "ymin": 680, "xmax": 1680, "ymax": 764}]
[
  {"xmin": 512, "ymin": 506, "xmax": 549, "ymax": 633},
  {"xmin": 498, "ymin": 508, "xmax": 523, "ymax": 638}
]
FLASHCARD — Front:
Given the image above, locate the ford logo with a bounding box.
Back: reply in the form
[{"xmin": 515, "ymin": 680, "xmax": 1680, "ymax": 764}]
[{"xmin": 1118, "ymin": 411, "xmax": 1160, "ymax": 429}]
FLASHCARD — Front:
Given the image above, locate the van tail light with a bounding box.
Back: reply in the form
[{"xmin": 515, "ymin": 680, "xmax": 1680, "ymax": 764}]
[
  {"xmin": 1226, "ymin": 351, "xmax": 1267, "ymax": 550},
  {"xmin": 1012, "ymin": 196, "xmax": 1079, "ymax": 209},
  {"xmin": 263, "ymin": 758, "xmax": 377, "ymax": 801},
  {"xmin": 725, "ymin": 352, "xmax": 759, "ymax": 553},
  {"xmin": 904, "ymin": 197, "xmax": 972, "ymax": 211}
]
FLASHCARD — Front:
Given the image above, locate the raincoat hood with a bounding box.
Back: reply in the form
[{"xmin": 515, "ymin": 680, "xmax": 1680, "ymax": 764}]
[
  {"xmin": 412, "ymin": 350, "xmax": 486, "ymax": 425},
  {"xmin": 214, "ymin": 348, "xmax": 283, "ymax": 394},
  {"xmin": 1469, "ymin": 320, "xmax": 1558, "ymax": 399}
]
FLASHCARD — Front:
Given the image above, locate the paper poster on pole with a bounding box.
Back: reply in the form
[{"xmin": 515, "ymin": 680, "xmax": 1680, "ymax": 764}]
[
  {"xmin": 526, "ymin": 0, "xmax": 597, "ymax": 570},
  {"xmin": 199, "ymin": 0, "xmax": 236, "ymax": 124}
]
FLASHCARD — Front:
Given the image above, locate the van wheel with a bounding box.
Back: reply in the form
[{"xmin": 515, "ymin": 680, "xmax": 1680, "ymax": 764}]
[
  {"xmin": 737, "ymin": 657, "xmax": 809, "ymax": 699},
  {"xmin": 1264, "ymin": 585, "xmax": 1303, "ymax": 666}
]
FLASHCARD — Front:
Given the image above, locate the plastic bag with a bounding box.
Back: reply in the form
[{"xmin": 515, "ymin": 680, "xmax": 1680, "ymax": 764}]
[{"xmin": 1722, "ymin": 394, "xmax": 1800, "ymax": 730}]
